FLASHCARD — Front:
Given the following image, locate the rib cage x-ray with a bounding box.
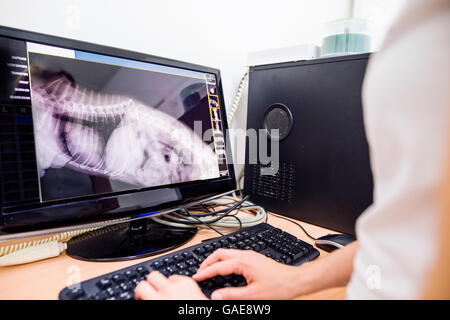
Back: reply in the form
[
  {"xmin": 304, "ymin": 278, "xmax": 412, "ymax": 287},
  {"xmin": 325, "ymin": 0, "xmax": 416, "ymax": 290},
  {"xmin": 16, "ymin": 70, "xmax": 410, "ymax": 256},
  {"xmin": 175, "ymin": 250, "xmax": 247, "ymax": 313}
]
[{"xmin": 28, "ymin": 53, "xmax": 220, "ymax": 201}]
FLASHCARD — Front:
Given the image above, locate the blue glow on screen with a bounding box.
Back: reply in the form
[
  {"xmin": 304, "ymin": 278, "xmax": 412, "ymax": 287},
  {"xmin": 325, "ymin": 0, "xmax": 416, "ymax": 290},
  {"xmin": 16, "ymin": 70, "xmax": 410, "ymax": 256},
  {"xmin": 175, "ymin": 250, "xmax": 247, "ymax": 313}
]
[
  {"xmin": 136, "ymin": 248, "xmax": 155, "ymax": 255},
  {"xmin": 135, "ymin": 211, "xmax": 158, "ymax": 218},
  {"xmin": 74, "ymin": 50, "xmax": 206, "ymax": 79}
]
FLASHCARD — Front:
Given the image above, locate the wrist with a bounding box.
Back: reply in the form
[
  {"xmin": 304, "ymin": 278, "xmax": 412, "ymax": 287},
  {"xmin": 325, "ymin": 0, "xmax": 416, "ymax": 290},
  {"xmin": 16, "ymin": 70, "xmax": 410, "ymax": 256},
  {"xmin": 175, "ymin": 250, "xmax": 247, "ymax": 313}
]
[{"xmin": 286, "ymin": 261, "xmax": 324, "ymax": 298}]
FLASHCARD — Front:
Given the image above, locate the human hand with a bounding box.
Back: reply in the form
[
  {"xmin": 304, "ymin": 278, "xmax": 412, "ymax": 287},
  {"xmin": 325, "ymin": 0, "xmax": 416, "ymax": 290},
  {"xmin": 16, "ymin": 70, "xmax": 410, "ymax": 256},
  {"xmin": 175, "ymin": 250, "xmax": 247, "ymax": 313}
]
[
  {"xmin": 192, "ymin": 248, "xmax": 302, "ymax": 300},
  {"xmin": 135, "ymin": 271, "xmax": 208, "ymax": 300}
]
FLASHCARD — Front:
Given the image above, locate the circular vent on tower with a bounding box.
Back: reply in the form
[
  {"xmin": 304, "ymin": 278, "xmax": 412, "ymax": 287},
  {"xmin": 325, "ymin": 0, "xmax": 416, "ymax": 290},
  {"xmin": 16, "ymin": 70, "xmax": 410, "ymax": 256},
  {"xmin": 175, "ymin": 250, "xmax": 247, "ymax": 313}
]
[{"xmin": 263, "ymin": 103, "xmax": 293, "ymax": 141}]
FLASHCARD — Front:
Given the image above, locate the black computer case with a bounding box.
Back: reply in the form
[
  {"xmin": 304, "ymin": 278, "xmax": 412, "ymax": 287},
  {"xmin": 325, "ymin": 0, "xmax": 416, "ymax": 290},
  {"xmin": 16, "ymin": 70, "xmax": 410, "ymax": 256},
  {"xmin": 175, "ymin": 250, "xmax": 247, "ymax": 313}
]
[{"xmin": 243, "ymin": 53, "xmax": 373, "ymax": 235}]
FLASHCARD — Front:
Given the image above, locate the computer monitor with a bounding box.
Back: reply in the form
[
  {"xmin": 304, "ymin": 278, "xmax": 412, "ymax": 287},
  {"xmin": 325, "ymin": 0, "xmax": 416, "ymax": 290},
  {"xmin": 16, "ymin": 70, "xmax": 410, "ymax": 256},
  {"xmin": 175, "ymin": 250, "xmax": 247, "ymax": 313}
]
[{"xmin": 0, "ymin": 26, "xmax": 236, "ymax": 260}]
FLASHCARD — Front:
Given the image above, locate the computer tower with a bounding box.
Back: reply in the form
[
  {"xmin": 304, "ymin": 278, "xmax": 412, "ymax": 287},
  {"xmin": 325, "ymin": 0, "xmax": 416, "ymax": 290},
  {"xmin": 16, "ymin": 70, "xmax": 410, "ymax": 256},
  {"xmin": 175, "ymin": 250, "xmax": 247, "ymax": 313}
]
[{"xmin": 243, "ymin": 53, "xmax": 373, "ymax": 235}]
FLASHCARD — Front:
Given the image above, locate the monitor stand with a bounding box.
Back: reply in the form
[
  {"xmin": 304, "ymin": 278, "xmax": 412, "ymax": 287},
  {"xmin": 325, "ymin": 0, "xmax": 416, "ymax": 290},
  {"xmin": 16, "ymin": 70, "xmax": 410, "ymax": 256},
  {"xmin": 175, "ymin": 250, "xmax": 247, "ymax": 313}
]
[{"xmin": 66, "ymin": 218, "xmax": 197, "ymax": 261}]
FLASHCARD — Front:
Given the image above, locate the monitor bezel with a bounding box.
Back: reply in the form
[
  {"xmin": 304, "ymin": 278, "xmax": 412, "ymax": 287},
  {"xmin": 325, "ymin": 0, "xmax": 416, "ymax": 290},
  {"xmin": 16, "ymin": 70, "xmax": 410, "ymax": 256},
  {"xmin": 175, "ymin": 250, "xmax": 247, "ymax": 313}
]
[{"xmin": 0, "ymin": 25, "xmax": 236, "ymax": 232}]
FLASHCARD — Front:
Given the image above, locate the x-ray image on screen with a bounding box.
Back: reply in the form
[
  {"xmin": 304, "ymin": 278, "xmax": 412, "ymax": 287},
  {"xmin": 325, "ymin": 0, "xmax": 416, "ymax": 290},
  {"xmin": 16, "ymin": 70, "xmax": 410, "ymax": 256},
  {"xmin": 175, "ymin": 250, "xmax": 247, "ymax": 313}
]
[{"xmin": 28, "ymin": 52, "xmax": 220, "ymax": 202}]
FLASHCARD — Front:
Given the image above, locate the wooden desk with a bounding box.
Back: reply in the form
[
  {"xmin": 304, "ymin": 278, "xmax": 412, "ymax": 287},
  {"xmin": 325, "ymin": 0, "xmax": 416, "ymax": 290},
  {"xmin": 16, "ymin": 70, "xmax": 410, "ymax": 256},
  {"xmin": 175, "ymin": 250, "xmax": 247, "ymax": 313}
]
[{"xmin": 0, "ymin": 213, "xmax": 346, "ymax": 300}]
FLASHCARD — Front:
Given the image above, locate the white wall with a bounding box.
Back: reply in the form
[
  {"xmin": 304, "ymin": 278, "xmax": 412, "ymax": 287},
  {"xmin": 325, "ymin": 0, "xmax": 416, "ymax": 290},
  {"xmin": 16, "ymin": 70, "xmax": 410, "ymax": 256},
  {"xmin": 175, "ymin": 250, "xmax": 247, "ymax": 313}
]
[
  {"xmin": 0, "ymin": 0, "xmax": 405, "ymax": 184},
  {"xmin": 0, "ymin": 0, "xmax": 352, "ymax": 107},
  {"xmin": 353, "ymin": 0, "xmax": 408, "ymax": 50}
]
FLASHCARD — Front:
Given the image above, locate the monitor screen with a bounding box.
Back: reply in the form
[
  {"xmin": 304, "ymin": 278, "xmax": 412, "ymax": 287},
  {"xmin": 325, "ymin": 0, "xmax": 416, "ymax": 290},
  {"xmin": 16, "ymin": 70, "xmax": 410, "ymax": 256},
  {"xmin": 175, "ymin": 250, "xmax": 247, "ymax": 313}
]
[{"xmin": 0, "ymin": 27, "xmax": 233, "ymax": 230}]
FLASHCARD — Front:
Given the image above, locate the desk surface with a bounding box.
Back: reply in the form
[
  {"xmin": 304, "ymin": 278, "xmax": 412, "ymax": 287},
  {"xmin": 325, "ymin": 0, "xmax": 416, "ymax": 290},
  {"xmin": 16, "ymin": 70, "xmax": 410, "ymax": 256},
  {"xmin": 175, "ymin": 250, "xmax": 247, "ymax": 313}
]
[{"xmin": 0, "ymin": 213, "xmax": 346, "ymax": 300}]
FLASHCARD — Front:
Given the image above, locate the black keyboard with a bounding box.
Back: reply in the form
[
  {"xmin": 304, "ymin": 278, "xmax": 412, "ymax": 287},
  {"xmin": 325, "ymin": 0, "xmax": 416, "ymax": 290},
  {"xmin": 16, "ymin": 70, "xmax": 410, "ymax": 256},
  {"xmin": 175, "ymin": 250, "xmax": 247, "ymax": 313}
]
[{"xmin": 59, "ymin": 223, "xmax": 320, "ymax": 300}]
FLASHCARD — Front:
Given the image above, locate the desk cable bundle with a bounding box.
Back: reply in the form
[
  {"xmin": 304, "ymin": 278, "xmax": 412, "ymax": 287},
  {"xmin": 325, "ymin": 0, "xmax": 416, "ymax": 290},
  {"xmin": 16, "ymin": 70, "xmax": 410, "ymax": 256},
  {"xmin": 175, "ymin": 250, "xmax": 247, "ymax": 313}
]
[
  {"xmin": 151, "ymin": 193, "xmax": 267, "ymax": 236},
  {"xmin": 0, "ymin": 192, "xmax": 266, "ymax": 267}
]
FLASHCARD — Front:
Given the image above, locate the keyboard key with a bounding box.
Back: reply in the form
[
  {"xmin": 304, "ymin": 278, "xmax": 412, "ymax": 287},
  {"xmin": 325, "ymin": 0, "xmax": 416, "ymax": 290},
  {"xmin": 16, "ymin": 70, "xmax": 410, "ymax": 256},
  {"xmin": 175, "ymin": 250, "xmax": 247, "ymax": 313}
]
[
  {"xmin": 292, "ymin": 250, "xmax": 306, "ymax": 261},
  {"xmin": 112, "ymin": 274, "xmax": 126, "ymax": 284},
  {"xmin": 150, "ymin": 261, "xmax": 165, "ymax": 269},
  {"xmin": 173, "ymin": 254, "xmax": 184, "ymax": 262},
  {"xmin": 211, "ymin": 242, "xmax": 221, "ymax": 249},
  {"xmin": 125, "ymin": 270, "xmax": 139, "ymax": 280},
  {"xmin": 194, "ymin": 247, "xmax": 206, "ymax": 255},
  {"xmin": 66, "ymin": 286, "xmax": 85, "ymax": 299},
  {"xmin": 281, "ymin": 255, "xmax": 292, "ymax": 264},
  {"xmin": 232, "ymin": 275, "xmax": 246, "ymax": 286},
  {"xmin": 105, "ymin": 287, "xmax": 120, "ymax": 298},
  {"xmin": 119, "ymin": 282, "xmax": 132, "ymax": 292},
  {"xmin": 203, "ymin": 280, "xmax": 215, "ymax": 289},
  {"xmin": 119, "ymin": 292, "xmax": 134, "ymax": 300},
  {"xmin": 92, "ymin": 292, "xmax": 107, "ymax": 300},
  {"xmin": 282, "ymin": 232, "xmax": 297, "ymax": 241},
  {"xmin": 160, "ymin": 269, "xmax": 171, "ymax": 277},
  {"xmin": 186, "ymin": 259, "xmax": 197, "ymax": 267},
  {"xmin": 96, "ymin": 278, "xmax": 112, "ymax": 289},
  {"xmin": 176, "ymin": 262, "xmax": 187, "ymax": 270},
  {"xmin": 135, "ymin": 266, "xmax": 149, "ymax": 276},
  {"xmin": 195, "ymin": 256, "xmax": 206, "ymax": 263},
  {"xmin": 227, "ymin": 236, "xmax": 237, "ymax": 243},
  {"xmin": 163, "ymin": 257, "xmax": 175, "ymax": 265},
  {"xmin": 214, "ymin": 276, "xmax": 224, "ymax": 286},
  {"xmin": 188, "ymin": 266, "xmax": 198, "ymax": 274},
  {"xmin": 166, "ymin": 266, "xmax": 176, "ymax": 274},
  {"xmin": 182, "ymin": 252, "xmax": 193, "ymax": 259},
  {"xmin": 204, "ymin": 244, "xmax": 214, "ymax": 252},
  {"xmin": 223, "ymin": 274, "xmax": 234, "ymax": 282},
  {"xmin": 257, "ymin": 241, "xmax": 266, "ymax": 250}
]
